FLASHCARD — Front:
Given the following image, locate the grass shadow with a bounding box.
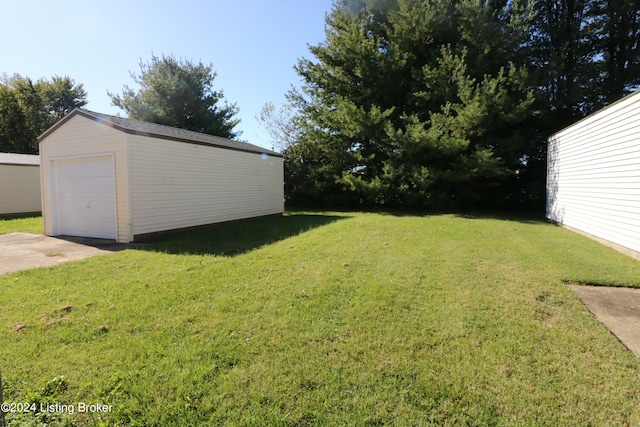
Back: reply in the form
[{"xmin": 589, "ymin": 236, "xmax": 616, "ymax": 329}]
[
  {"xmin": 55, "ymin": 235, "xmax": 141, "ymax": 252},
  {"xmin": 369, "ymin": 207, "xmax": 547, "ymax": 224},
  {"xmin": 139, "ymin": 213, "xmax": 349, "ymax": 256},
  {"xmin": 0, "ymin": 213, "xmax": 41, "ymax": 220},
  {"xmin": 563, "ymin": 279, "xmax": 640, "ymax": 289},
  {"xmin": 453, "ymin": 211, "xmax": 547, "ymax": 224}
]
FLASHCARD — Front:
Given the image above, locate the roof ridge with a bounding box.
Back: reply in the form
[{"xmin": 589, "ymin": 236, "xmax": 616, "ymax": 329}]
[
  {"xmin": 77, "ymin": 108, "xmax": 277, "ymax": 153},
  {"xmin": 40, "ymin": 109, "xmax": 282, "ymax": 157}
]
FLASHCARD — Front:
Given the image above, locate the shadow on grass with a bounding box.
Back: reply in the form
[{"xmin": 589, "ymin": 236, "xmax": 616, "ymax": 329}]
[
  {"xmin": 563, "ymin": 279, "xmax": 637, "ymax": 288},
  {"xmin": 453, "ymin": 211, "xmax": 547, "ymax": 224},
  {"xmin": 139, "ymin": 213, "xmax": 349, "ymax": 256},
  {"xmin": 0, "ymin": 213, "xmax": 41, "ymax": 220},
  {"xmin": 370, "ymin": 208, "xmax": 547, "ymax": 224}
]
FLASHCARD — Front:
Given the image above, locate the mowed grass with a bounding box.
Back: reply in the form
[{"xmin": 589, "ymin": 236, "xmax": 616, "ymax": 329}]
[
  {"xmin": 1, "ymin": 212, "xmax": 640, "ymax": 426},
  {"xmin": 0, "ymin": 214, "xmax": 42, "ymax": 235}
]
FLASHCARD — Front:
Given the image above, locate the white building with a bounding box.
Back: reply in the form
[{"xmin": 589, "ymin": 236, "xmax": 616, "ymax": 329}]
[
  {"xmin": 0, "ymin": 153, "xmax": 41, "ymax": 215},
  {"xmin": 39, "ymin": 109, "xmax": 284, "ymax": 242},
  {"xmin": 547, "ymin": 90, "xmax": 640, "ymax": 257}
]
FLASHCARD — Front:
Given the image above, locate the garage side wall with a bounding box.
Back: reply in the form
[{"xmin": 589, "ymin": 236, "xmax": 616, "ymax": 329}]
[
  {"xmin": 546, "ymin": 91, "xmax": 640, "ymax": 253},
  {"xmin": 39, "ymin": 115, "xmax": 132, "ymax": 242},
  {"xmin": 128, "ymin": 135, "xmax": 284, "ymax": 237},
  {"xmin": 0, "ymin": 164, "xmax": 41, "ymax": 215}
]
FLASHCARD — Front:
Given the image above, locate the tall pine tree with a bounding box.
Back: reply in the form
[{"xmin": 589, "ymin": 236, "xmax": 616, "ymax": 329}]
[
  {"xmin": 281, "ymin": 0, "xmax": 640, "ymax": 210},
  {"xmin": 109, "ymin": 54, "xmax": 240, "ymax": 139},
  {"xmin": 591, "ymin": 0, "xmax": 640, "ymax": 103},
  {"xmin": 288, "ymin": 0, "xmax": 536, "ymax": 209}
]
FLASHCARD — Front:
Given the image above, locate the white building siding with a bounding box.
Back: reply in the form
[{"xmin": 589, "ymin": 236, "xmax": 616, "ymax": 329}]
[
  {"xmin": 39, "ymin": 109, "xmax": 284, "ymax": 243},
  {"xmin": 128, "ymin": 134, "xmax": 284, "ymax": 236},
  {"xmin": 0, "ymin": 164, "xmax": 41, "ymax": 214},
  {"xmin": 547, "ymin": 90, "xmax": 640, "ymax": 254},
  {"xmin": 39, "ymin": 115, "xmax": 132, "ymax": 242}
]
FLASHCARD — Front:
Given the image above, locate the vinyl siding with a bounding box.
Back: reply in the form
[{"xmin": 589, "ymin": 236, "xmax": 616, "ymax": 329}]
[
  {"xmin": 547, "ymin": 90, "xmax": 640, "ymax": 253},
  {"xmin": 0, "ymin": 164, "xmax": 41, "ymax": 214},
  {"xmin": 128, "ymin": 134, "xmax": 284, "ymax": 236},
  {"xmin": 39, "ymin": 115, "xmax": 132, "ymax": 242}
]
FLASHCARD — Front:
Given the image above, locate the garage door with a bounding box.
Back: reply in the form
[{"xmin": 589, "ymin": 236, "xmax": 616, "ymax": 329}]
[{"xmin": 52, "ymin": 156, "xmax": 117, "ymax": 239}]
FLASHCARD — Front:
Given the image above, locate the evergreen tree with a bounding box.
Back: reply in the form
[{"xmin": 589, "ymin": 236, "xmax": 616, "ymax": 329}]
[
  {"xmin": 281, "ymin": 0, "xmax": 640, "ymax": 210},
  {"xmin": 529, "ymin": 0, "xmax": 596, "ymax": 132},
  {"xmin": 288, "ymin": 0, "xmax": 536, "ymax": 209},
  {"xmin": 590, "ymin": 0, "xmax": 640, "ymax": 103},
  {"xmin": 109, "ymin": 54, "xmax": 240, "ymax": 139}
]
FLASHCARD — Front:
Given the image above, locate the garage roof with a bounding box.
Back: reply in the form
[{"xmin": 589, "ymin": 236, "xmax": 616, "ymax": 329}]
[
  {"xmin": 39, "ymin": 109, "xmax": 283, "ymax": 158},
  {"xmin": 0, "ymin": 153, "xmax": 40, "ymax": 166}
]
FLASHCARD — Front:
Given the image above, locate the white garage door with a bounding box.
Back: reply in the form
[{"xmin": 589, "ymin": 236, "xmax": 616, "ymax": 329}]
[{"xmin": 52, "ymin": 156, "xmax": 117, "ymax": 239}]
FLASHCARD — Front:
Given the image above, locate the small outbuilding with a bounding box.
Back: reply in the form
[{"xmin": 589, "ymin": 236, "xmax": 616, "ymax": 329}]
[
  {"xmin": 546, "ymin": 89, "xmax": 640, "ymax": 257},
  {"xmin": 39, "ymin": 109, "xmax": 284, "ymax": 242},
  {"xmin": 0, "ymin": 153, "xmax": 41, "ymax": 215}
]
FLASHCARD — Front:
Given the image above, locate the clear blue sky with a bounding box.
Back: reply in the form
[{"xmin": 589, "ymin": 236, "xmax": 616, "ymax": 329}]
[{"xmin": 1, "ymin": 1, "xmax": 334, "ymax": 150}]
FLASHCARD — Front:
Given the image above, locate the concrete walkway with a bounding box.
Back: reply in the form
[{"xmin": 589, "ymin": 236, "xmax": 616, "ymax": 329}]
[
  {"xmin": 0, "ymin": 232, "xmax": 132, "ymax": 275},
  {"xmin": 569, "ymin": 284, "xmax": 640, "ymax": 357}
]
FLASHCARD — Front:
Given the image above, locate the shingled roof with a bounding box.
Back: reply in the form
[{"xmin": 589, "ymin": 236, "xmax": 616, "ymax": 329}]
[
  {"xmin": 0, "ymin": 153, "xmax": 40, "ymax": 166},
  {"xmin": 38, "ymin": 109, "xmax": 282, "ymax": 157}
]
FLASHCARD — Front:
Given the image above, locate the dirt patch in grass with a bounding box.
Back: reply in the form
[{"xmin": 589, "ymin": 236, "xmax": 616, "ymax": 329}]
[{"xmin": 10, "ymin": 322, "xmax": 26, "ymax": 332}]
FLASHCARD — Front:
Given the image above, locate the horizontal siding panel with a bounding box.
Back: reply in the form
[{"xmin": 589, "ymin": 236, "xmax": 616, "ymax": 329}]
[
  {"xmin": 565, "ymin": 212, "xmax": 640, "ymax": 238},
  {"xmin": 39, "ymin": 115, "xmax": 131, "ymax": 242},
  {"xmin": 129, "ymin": 135, "xmax": 283, "ymax": 236},
  {"xmin": 556, "ymin": 201, "xmax": 640, "ymax": 224},
  {"xmin": 559, "ymin": 199, "xmax": 640, "ymax": 227},
  {"xmin": 559, "ymin": 147, "xmax": 640, "ymax": 164},
  {"xmin": 547, "ymin": 90, "xmax": 640, "ymax": 255},
  {"xmin": 557, "ymin": 96, "xmax": 640, "ymax": 140},
  {"xmin": 560, "ymin": 144, "xmax": 640, "ymax": 163},
  {"xmin": 560, "ymin": 115, "xmax": 640, "ymax": 150},
  {"xmin": 560, "ymin": 213, "xmax": 640, "ymax": 253},
  {"xmin": 557, "ymin": 196, "xmax": 640, "ymax": 210},
  {"xmin": 0, "ymin": 165, "xmax": 42, "ymax": 214},
  {"xmin": 131, "ymin": 208, "xmax": 279, "ymax": 228},
  {"xmin": 557, "ymin": 196, "xmax": 639, "ymax": 213},
  {"xmin": 559, "ymin": 197, "xmax": 640, "ymax": 208},
  {"xmin": 131, "ymin": 206, "xmax": 282, "ymax": 226},
  {"xmin": 559, "ymin": 179, "xmax": 640, "ymax": 188},
  {"xmin": 561, "ymin": 151, "xmax": 640, "ymax": 169}
]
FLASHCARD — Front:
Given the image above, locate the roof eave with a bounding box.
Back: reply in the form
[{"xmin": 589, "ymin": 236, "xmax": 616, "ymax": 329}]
[{"xmin": 39, "ymin": 109, "xmax": 283, "ymax": 158}]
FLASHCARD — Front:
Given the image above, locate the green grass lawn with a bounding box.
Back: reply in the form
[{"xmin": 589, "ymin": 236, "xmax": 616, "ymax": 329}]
[
  {"xmin": 1, "ymin": 212, "xmax": 640, "ymax": 426},
  {"xmin": 0, "ymin": 215, "xmax": 42, "ymax": 235}
]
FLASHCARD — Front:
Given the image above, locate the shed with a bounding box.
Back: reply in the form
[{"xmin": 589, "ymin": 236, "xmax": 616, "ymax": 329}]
[
  {"xmin": 39, "ymin": 109, "xmax": 284, "ymax": 242},
  {"xmin": 0, "ymin": 153, "xmax": 41, "ymax": 215},
  {"xmin": 546, "ymin": 89, "xmax": 640, "ymax": 257}
]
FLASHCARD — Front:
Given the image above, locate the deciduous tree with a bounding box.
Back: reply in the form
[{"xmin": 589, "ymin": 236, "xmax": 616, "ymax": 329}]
[{"xmin": 0, "ymin": 74, "xmax": 87, "ymax": 153}]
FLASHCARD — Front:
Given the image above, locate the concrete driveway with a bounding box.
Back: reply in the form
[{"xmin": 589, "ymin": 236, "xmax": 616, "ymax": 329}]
[
  {"xmin": 0, "ymin": 232, "xmax": 133, "ymax": 275},
  {"xmin": 570, "ymin": 284, "xmax": 640, "ymax": 358}
]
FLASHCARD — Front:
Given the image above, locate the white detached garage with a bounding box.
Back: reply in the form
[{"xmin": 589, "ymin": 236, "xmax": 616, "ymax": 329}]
[
  {"xmin": 546, "ymin": 89, "xmax": 640, "ymax": 257},
  {"xmin": 39, "ymin": 109, "xmax": 284, "ymax": 242}
]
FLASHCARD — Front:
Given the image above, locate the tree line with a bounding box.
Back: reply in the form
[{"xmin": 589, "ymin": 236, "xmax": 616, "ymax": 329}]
[
  {"xmin": 0, "ymin": 55, "xmax": 240, "ymax": 155},
  {"xmin": 3, "ymin": 1, "xmax": 639, "ymax": 212},
  {"xmin": 0, "ymin": 75, "xmax": 87, "ymax": 153},
  {"xmin": 279, "ymin": 0, "xmax": 640, "ymax": 211}
]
